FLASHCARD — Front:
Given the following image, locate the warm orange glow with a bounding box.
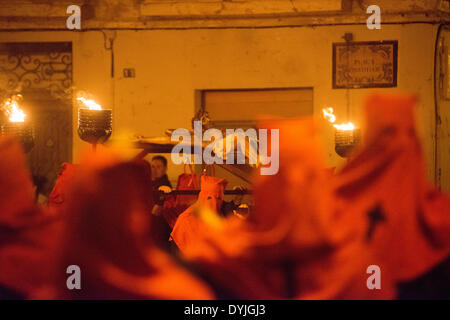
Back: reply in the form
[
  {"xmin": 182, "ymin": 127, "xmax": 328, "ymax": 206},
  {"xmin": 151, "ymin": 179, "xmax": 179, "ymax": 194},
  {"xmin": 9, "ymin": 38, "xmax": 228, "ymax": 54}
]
[
  {"xmin": 77, "ymin": 97, "xmax": 102, "ymax": 110},
  {"xmin": 322, "ymin": 107, "xmax": 336, "ymax": 123},
  {"xmin": 322, "ymin": 107, "xmax": 355, "ymax": 131},
  {"xmin": 333, "ymin": 122, "xmax": 355, "ymax": 131},
  {"xmin": 3, "ymin": 99, "xmax": 26, "ymax": 122}
]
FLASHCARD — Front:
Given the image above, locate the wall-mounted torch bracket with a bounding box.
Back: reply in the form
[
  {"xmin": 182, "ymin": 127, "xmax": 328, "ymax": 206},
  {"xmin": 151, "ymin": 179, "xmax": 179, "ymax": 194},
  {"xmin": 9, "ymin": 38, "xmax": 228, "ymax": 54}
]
[{"xmin": 335, "ymin": 128, "xmax": 361, "ymax": 158}]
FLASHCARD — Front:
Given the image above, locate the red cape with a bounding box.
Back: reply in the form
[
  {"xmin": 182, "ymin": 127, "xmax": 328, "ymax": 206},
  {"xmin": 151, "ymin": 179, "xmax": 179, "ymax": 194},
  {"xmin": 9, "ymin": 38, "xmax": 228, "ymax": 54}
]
[
  {"xmin": 332, "ymin": 94, "xmax": 450, "ymax": 283},
  {"xmin": 55, "ymin": 151, "xmax": 214, "ymax": 299}
]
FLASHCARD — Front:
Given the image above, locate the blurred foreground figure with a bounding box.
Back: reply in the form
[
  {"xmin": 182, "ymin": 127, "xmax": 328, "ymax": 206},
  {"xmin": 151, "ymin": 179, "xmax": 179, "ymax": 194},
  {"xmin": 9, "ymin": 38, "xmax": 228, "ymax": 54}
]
[
  {"xmin": 332, "ymin": 94, "xmax": 450, "ymax": 297},
  {"xmin": 169, "ymin": 93, "xmax": 450, "ymax": 299},
  {"xmin": 55, "ymin": 151, "xmax": 214, "ymax": 299},
  {"xmin": 170, "ymin": 118, "xmax": 388, "ymax": 299},
  {"xmin": 47, "ymin": 162, "xmax": 78, "ymax": 216},
  {"xmin": 238, "ymin": 118, "xmax": 386, "ymax": 299},
  {"xmin": 170, "ymin": 175, "xmax": 228, "ymax": 253},
  {"xmin": 0, "ymin": 137, "xmax": 62, "ymax": 299},
  {"xmin": 1, "ymin": 93, "xmax": 448, "ymax": 300}
]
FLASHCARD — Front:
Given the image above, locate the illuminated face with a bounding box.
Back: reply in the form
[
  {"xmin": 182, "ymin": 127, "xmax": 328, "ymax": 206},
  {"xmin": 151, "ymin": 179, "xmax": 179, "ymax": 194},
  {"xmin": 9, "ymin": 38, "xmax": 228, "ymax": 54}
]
[
  {"xmin": 203, "ymin": 193, "xmax": 224, "ymax": 212},
  {"xmin": 197, "ymin": 176, "xmax": 227, "ymax": 213},
  {"xmin": 151, "ymin": 159, "xmax": 167, "ymax": 180}
]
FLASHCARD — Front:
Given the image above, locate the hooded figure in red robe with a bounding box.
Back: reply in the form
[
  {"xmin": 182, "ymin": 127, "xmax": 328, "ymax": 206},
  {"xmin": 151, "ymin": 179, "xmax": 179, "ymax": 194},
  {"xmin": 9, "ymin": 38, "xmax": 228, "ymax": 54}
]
[
  {"xmin": 55, "ymin": 151, "xmax": 214, "ymax": 299},
  {"xmin": 170, "ymin": 118, "xmax": 390, "ymax": 299},
  {"xmin": 332, "ymin": 94, "xmax": 450, "ymax": 287},
  {"xmin": 162, "ymin": 165, "xmax": 200, "ymax": 229},
  {"xmin": 170, "ymin": 175, "xmax": 228, "ymax": 253},
  {"xmin": 0, "ymin": 137, "xmax": 62, "ymax": 299}
]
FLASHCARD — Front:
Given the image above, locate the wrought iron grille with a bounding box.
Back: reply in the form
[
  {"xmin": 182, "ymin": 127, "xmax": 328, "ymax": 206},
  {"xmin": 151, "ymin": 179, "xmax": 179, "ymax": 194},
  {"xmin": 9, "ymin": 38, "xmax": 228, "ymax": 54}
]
[{"xmin": 0, "ymin": 42, "xmax": 72, "ymax": 101}]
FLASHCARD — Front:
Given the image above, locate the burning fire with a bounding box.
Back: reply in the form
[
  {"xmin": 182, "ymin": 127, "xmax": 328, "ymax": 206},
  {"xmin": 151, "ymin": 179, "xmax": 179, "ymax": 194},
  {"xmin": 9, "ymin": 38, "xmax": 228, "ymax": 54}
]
[
  {"xmin": 333, "ymin": 122, "xmax": 355, "ymax": 131},
  {"xmin": 322, "ymin": 107, "xmax": 336, "ymax": 123},
  {"xmin": 1, "ymin": 98, "xmax": 26, "ymax": 122},
  {"xmin": 322, "ymin": 107, "xmax": 355, "ymax": 131},
  {"xmin": 77, "ymin": 97, "xmax": 102, "ymax": 110}
]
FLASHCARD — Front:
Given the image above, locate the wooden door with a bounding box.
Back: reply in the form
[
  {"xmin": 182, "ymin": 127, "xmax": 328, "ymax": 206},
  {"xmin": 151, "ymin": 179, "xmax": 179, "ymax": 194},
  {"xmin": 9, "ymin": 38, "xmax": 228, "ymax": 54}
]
[
  {"xmin": 199, "ymin": 87, "xmax": 314, "ymax": 191},
  {"xmin": 202, "ymin": 87, "xmax": 314, "ymax": 129}
]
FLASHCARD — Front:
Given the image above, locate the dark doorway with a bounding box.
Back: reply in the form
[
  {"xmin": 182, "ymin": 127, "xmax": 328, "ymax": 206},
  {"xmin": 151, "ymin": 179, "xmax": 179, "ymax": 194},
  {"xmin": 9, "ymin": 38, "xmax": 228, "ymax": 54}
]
[{"xmin": 0, "ymin": 42, "xmax": 73, "ymax": 195}]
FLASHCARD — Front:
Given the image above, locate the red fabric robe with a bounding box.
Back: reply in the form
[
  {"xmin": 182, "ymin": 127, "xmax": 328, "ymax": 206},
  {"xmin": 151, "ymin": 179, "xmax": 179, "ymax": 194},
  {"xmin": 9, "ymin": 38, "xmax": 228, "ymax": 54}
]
[
  {"xmin": 170, "ymin": 175, "xmax": 228, "ymax": 253},
  {"xmin": 0, "ymin": 137, "xmax": 62, "ymax": 298},
  {"xmin": 55, "ymin": 150, "xmax": 214, "ymax": 299},
  {"xmin": 332, "ymin": 94, "xmax": 450, "ymax": 284},
  {"xmin": 162, "ymin": 167, "xmax": 200, "ymax": 229},
  {"xmin": 47, "ymin": 162, "xmax": 78, "ymax": 216},
  {"xmin": 169, "ymin": 118, "xmax": 390, "ymax": 299}
]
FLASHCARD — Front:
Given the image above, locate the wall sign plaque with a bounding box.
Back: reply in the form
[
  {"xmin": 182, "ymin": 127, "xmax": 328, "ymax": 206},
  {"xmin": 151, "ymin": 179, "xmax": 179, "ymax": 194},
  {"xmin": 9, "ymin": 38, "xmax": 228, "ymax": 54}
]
[{"xmin": 332, "ymin": 40, "xmax": 398, "ymax": 89}]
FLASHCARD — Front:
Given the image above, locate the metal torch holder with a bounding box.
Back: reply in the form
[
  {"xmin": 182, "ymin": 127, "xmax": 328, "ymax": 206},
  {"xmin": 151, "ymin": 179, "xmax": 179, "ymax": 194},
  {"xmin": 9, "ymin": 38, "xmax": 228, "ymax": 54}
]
[
  {"xmin": 78, "ymin": 109, "xmax": 112, "ymax": 149},
  {"xmin": 1, "ymin": 121, "xmax": 35, "ymax": 153},
  {"xmin": 334, "ymin": 128, "xmax": 361, "ymax": 158}
]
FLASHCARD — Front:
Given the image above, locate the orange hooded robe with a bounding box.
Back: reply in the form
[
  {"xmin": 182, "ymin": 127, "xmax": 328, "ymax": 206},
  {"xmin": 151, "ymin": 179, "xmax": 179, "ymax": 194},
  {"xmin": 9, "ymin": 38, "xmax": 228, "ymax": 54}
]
[
  {"xmin": 332, "ymin": 94, "xmax": 450, "ymax": 286},
  {"xmin": 0, "ymin": 137, "xmax": 62, "ymax": 299},
  {"xmin": 54, "ymin": 151, "xmax": 214, "ymax": 299}
]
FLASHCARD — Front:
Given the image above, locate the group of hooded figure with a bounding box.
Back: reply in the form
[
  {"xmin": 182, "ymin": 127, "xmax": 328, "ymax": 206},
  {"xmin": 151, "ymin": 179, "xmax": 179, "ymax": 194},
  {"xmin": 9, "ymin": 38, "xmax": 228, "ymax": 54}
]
[{"xmin": 0, "ymin": 93, "xmax": 449, "ymax": 299}]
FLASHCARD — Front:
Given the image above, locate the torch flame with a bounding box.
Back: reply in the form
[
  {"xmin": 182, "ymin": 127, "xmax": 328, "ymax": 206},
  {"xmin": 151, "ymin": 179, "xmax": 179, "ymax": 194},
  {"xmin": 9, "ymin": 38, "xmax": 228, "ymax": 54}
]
[
  {"xmin": 322, "ymin": 107, "xmax": 336, "ymax": 123},
  {"xmin": 77, "ymin": 97, "xmax": 102, "ymax": 110},
  {"xmin": 2, "ymin": 99, "xmax": 26, "ymax": 122},
  {"xmin": 322, "ymin": 107, "xmax": 355, "ymax": 131},
  {"xmin": 333, "ymin": 122, "xmax": 355, "ymax": 131}
]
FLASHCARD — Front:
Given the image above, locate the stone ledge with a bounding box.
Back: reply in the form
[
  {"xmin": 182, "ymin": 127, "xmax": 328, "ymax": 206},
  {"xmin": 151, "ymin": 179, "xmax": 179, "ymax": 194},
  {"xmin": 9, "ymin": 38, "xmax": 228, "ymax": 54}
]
[
  {"xmin": 140, "ymin": 0, "xmax": 343, "ymax": 17},
  {"xmin": 0, "ymin": 12, "xmax": 447, "ymax": 31},
  {"xmin": 0, "ymin": 0, "xmax": 448, "ymax": 30}
]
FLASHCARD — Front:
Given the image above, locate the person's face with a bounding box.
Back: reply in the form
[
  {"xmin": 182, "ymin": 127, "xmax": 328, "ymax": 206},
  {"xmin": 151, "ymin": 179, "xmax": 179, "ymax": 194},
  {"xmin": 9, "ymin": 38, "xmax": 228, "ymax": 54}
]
[
  {"xmin": 199, "ymin": 191, "xmax": 224, "ymax": 212},
  {"xmin": 151, "ymin": 159, "xmax": 167, "ymax": 180},
  {"xmin": 204, "ymin": 195, "xmax": 223, "ymax": 212}
]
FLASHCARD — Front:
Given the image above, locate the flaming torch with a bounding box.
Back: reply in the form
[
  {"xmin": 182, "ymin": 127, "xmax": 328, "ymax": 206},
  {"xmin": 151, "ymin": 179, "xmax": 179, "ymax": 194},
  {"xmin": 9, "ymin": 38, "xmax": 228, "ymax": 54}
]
[
  {"xmin": 322, "ymin": 107, "xmax": 360, "ymax": 158},
  {"xmin": 0, "ymin": 95, "xmax": 34, "ymax": 153},
  {"xmin": 77, "ymin": 96, "xmax": 112, "ymax": 151}
]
